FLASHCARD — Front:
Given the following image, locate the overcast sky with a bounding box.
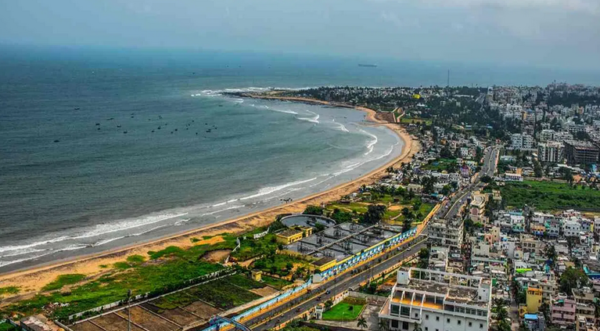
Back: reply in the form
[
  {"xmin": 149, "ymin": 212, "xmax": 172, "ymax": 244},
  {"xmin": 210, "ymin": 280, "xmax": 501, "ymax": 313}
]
[{"xmin": 1, "ymin": 0, "xmax": 599, "ymax": 70}]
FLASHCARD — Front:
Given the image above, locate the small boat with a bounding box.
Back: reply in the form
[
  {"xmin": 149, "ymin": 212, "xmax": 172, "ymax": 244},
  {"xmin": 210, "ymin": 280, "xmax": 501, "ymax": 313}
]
[
  {"xmin": 123, "ymin": 131, "xmax": 128, "ymax": 134},
  {"xmin": 54, "ymin": 139, "xmax": 60, "ymax": 143}
]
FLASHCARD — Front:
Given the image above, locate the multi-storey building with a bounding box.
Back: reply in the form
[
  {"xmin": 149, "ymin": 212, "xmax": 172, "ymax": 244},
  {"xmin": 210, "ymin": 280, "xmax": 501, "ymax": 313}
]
[
  {"xmin": 538, "ymin": 141, "xmax": 563, "ymax": 163},
  {"xmin": 511, "ymin": 133, "xmax": 534, "ymax": 150},
  {"xmin": 572, "ymin": 287, "xmax": 596, "ymax": 320},
  {"xmin": 539, "ymin": 129, "xmax": 555, "ymax": 142},
  {"xmin": 379, "ymin": 268, "xmax": 492, "ymax": 331},
  {"xmin": 564, "ymin": 140, "xmax": 600, "ymax": 165},
  {"xmin": 551, "ymin": 296, "xmax": 577, "ymax": 327},
  {"xmin": 428, "ymin": 217, "xmax": 464, "ymax": 248}
]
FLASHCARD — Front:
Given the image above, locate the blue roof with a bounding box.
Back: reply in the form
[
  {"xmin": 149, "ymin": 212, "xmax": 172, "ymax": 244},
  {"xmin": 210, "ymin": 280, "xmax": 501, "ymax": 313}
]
[{"xmin": 524, "ymin": 314, "xmax": 538, "ymax": 320}]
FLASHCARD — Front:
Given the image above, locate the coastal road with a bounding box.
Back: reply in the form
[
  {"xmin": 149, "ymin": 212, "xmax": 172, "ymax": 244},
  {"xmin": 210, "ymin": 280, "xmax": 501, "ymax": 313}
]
[{"xmin": 234, "ymin": 238, "xmax": 428, "ymax": 331}]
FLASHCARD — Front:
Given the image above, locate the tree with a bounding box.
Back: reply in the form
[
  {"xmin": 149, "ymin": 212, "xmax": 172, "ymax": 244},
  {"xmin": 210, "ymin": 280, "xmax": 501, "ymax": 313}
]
[
  {"xmin": 534, "ymin": 160, "xmax": 543, "ymax": 178},
  {"xmin": 357, "ymin": 316, "xmax": 368, "ymax": 330},
  {"xmin": 402, "ymin": 217, "xmax": 413, "ymax": 232},
  {"xmin": 303, "ymin": 205, "xmax": 324, "ymax": 215},
  {"xmin": 480, "ymin": 175, "xmax": 492, "ymax": 183},
  {"xmin": 545, "ymin": 245, "xmax": 557, "ymax": 267},
  {"xmin": 560, "ymin": 267, "xmax": 589, "ymax": 294},
  {"xmin": 413, "ymin": 323, "xmax": 422, "ymax": 331},
  {"xmin": 377, "ymin": 320, "xmax": 390, "ymax": 331},
  {"xmin": 362, "ymin": 205, "xmax": 387, "ymax": 224}
]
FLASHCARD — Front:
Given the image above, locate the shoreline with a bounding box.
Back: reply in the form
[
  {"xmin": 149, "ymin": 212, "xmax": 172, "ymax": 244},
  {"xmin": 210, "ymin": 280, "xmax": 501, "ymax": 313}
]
[{"xmin": 0, "ymin": 96, "xmax": 419, "ymax": 299}]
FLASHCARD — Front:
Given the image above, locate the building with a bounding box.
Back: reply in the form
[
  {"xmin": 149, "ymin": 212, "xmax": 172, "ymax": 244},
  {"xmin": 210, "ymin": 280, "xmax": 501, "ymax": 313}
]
[
  {"xmin": 512, "ymin": 133, "xmax": 534, "ymax": 150},
  {"xmin": 276, "ymin": 228, "xmax": 304, "ymax": 245},
  {"xmin": 551, "ymin": 297, "xmax": 577, "ymax": 327},
  {"xmin": 563, "ymin": 220, "xmax": 582, "ymax": 237},
  {"xmin": 540, "ymin": 129, "xmax": 555, "ymax": 142},
  {"xmin": 379, "ymin": 268, "xmax": 492, "ymax": 331},
  {"xmin": 428, "ymin": 217, "xmax": 464, "ymax": 248},
  {"xmin": 564, "ymin": 140, "xmax": 600, "ymax": 165},
  {"xmin": 538, "ymin": 141, "xmax": 563, "ymax": 163},
  {"xmin": 526, "ymin": 287, "xmax": 543, "ymax": 313},
  {"xmin": 572, "ymin": 287, "xmax": 596, "ymax": 320},
  {"xmin": 469, "ymin": 192, "xmax": 488, "ymax": 223}
]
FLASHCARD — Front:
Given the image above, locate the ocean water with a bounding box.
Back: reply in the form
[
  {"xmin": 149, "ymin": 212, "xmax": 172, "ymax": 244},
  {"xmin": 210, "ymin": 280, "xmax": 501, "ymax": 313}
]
[
  {"xmin": 0, "ymin": 47, "xmax": 406, "ymax": 271},
  {"xmin": 1, "ymin": 46, "xmax": 598, "ymax": 272}
]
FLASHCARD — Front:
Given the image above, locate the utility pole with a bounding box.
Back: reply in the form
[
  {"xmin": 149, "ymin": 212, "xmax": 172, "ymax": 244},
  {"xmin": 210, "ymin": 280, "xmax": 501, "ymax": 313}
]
[
  {"xmin": 447, "ymin": 70, "xmax": 450, "ymax": 88},
  {"xmin": 127, "ymin": 289, "xmax": 132, "ymax": 331}
]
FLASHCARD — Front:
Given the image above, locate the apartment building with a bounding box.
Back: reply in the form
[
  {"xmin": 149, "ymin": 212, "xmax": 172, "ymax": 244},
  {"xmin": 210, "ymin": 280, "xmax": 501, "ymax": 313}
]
[
  {"xmin": 551, "ymin": 296, "xmax": 577, "ymax": 327},
  {"xmin": 379, "ymin": 268, "xmax": 492, "ymax": 331},
  {"xmin": 538, "ymin": 141, "xmax": 563, "ymax": 163},
  {"xmin": 428, "ymin": 217, "xmax": 464, "ymax": 248}
]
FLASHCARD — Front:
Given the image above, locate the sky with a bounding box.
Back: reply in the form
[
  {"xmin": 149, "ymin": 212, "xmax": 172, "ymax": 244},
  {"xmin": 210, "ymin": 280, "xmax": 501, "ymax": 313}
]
[{"xmin": 1, "ymin": 0, "xmax": 599, "ymax": 70}]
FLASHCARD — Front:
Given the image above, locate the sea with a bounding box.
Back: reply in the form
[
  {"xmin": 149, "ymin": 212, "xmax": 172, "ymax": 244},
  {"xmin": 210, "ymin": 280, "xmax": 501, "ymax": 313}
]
[{"xmin": 1, "ymin": 45, "xmax": 598, "ymax": 272}]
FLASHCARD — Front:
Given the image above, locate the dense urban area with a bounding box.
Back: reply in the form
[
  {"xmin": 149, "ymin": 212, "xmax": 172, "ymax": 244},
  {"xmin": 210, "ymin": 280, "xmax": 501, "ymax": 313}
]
[{"xmin": 3, "ymin": 83, "xmax": 600, "ymax": 331}]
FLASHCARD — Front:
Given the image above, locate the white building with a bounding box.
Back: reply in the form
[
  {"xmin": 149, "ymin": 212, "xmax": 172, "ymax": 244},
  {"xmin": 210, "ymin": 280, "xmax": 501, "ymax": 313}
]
[
  {"xmin": 540, "ymin": 129, "xmax": 555, "ymax": 142},
  {"xmin": 562, "ymin": 220, "xmax": 581, "ymax": 237},
  {"xmin": 379, "ymin": 268, "xmax": 492, "ymax": 331},
  {"xmin": 538, "ymin": 141, "xmax": 563, "ymax": 163},
  {"xmin": 511, "ymin": 133, "xmax": 534, "ymax": 150}
]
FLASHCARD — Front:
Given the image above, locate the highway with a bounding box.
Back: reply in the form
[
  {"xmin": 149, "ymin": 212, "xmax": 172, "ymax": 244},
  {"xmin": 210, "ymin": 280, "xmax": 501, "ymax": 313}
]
[{"xmin": 242, "ymin": 239, "xmax": 428, "ymax": 331}]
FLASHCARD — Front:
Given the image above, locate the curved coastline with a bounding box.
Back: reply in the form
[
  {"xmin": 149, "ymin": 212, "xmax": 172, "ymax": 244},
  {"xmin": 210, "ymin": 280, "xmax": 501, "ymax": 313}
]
[{"xmin": 0, "ymin": 97, "xmax": 419, "ymax": 299}]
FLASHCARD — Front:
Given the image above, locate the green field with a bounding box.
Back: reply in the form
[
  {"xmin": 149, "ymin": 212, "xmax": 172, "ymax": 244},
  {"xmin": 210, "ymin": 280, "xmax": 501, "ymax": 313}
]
[
  {"xmin": 151, "ymin": 274, "xmax": 262, "ymax": 311},
  {"xmin": 421, "ymin": 158, "xmax": 458, "ymax": 172},
  {"xmin": 253, "ymin": 254, "xmax": 310, "ymax": 277},
  {"xmin": 2, "ymin": 260, "xmax": 223, "ymax": 320},
  {"xmin": 261, "ymin": 275, "xmax": 292, "ymax": 289},
  {"xmin": 232, "ymin": 233, "xmax": 280, "ymax": 261},
  {"xmin": 501, "ymin": 180, "xmax": 600, "ymax": 211},
  {"xmin": 322, "ymin": 298, "xmax": 365, "ymax": 321}
]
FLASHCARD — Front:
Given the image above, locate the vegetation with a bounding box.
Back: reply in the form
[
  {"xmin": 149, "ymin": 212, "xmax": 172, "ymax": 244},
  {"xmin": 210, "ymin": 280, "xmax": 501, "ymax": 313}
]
[
  {"xmin": 559, "ymin": 267, "xmax": 589, "ymax": 294},
  {"xmin": 303, "ymin": 205, "xmax": 324, "ymax": 215},
  {"xmin": 322, "ymin": 297, "xmax": 366, "ymax": 321},
  {"xmin": 253, "ymin": 254, "xmax": 310, "ymax": 278},
  {"xmin": 42, "ymin": 274, "xmax": 86, "ymax": 291},
  {"xmin": 3, "ymin": 260, "xmax": 222, "ymax": 320},
  {"xmin": 0, "ymin": 322, "xmax": 19, "ymax": 331},
  {"xmin": 501, "ymin": 180, "xmax": 600, "ymax": 211},
  {"xmin": 0, "ymin": 287, "xmax": 20, "ymax": 296},
  {"xmin": 186, "ymin": 277, "xmax": 261, "ymax": 309},
  {"xmin": 233, "ymin": 233, "xmax": 280, "ymax": 261},
  {"xmin": 421, "ymin": 158, "xmax": 458, "ymax": 172},
  {"xmin": 261, "ymin": 275, "xmax": 292, "ymax": 289}
]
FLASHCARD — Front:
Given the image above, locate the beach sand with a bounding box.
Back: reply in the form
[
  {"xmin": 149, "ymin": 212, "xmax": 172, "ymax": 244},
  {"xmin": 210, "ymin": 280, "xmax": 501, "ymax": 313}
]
[{"xmin": 0, "ymin": 97, "xmax": 419, "ymax": 302}]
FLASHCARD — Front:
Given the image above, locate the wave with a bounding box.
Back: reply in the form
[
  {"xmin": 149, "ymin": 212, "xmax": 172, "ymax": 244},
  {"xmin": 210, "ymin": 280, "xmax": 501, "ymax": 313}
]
[
  {"xmin": 357, "ymin": 128, "xmax": 378, "ymax": 155},
  {"xmin": 331, "ymin": 119, "xmax": 350, "ymax": 132},
  {"xmin": 297, "ymin": 110, "xmax": 320, "ymax": 124},
  {"xmin": 240, "ymin": 177, "xmax": 317, "ymax": 201},
  {"xmin": 0, "ymin": 247, "xmax": 46, "ymax": 258},
  {"xmin": 0, "ymin": 235, "xmax": 70, "ymax": 254},
  {"xmin": 93, "ymin": 236, "xmax": 125, "ymax": 247},
  {"xmin": 199, "ymin": 205, "xmax": 243, "ymax": 217},
  {"xmin": 191, "ymin": 86, "xmax": 316, "ymax": 98},
  {"xmin": 70, "ymin": 212, "xmax": 188, "ymax": 240}
]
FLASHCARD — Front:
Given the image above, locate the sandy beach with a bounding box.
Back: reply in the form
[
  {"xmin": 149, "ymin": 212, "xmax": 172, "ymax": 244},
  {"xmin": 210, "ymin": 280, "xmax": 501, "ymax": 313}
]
[{"xmin": 0, "ymin": 96, "xmax": 419, "ymax": 301}]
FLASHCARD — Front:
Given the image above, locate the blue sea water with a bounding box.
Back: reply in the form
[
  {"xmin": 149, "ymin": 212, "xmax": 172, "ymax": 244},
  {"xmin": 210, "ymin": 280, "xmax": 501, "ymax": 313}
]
[{"xmin": 0, "ymin": 45, "xmax": 597, "ymax": 271}]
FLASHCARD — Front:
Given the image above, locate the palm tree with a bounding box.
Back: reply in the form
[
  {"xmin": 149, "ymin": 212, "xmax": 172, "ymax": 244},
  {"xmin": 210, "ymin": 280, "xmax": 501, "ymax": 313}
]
[
  {"xmin": 413, "ymin": 323, "xmax": 422, "ymax": 331},
  {"xmin": 357, "ymin": 316, "xmax": 368, "ymax": 330},
  {"xmin": 377, "ymin": 319, "xmax": 390, "ymax": 331}
]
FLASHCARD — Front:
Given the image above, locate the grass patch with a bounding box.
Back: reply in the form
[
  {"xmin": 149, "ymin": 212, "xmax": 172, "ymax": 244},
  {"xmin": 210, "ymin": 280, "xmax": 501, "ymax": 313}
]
[
  {"xmin": 226, "ymin": 274, "xmax": 265, "ymax": 290},
  {"xmin": 0, "ymin": 287, "xmax": 20, "ymax": 296},
  {"xmin": 127, "ymin": 255, "xmax": 145, "ymax": 264},
  {"xmin": 42, "ymin": 274, "xmax": 86, "ymax": 291},
  {"xmin": 501, "ymin": 180, "xmax": 600, "ymax": 211},
  {"xmin": 152, "ymin": 291, "xmax": 196, "ymax": 310},
  {"xmin": 261, "ymin": 275, "xmax": 292, "ymax": 289},
  {"xmin": 187, "ymin": 278, "xmax": 261, "ymax": 310},
  {"xmin": 322, "ymin": 298, "xmax": 365, "ymax": 321},
  {"xmin": 253, "ymin": 254, "xmax": 310, "ymax": 277},
  {"xmin": 421, "ymin": 158, "xmax": 458, "ymax": 172},
  {"xmin": 4, "ymin": 260, "xmax": 223, "ymax": 320},
  {"xmin": 232, "ymin": 233, "xmax": 280, "ymax": 261},
  {"xmin": 0, "ymin": 322, "xmax": 19, "ymax": 331}
]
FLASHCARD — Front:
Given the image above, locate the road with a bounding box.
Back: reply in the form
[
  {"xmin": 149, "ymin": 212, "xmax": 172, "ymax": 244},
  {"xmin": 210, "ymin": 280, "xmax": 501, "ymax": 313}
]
[
  {"xmin": 243, "ymin": 239, "xmax": 428, "ymax": 331},
  {"xmin": 437, "ymin": 146, "xmax": 499, "ymax": 221}
]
